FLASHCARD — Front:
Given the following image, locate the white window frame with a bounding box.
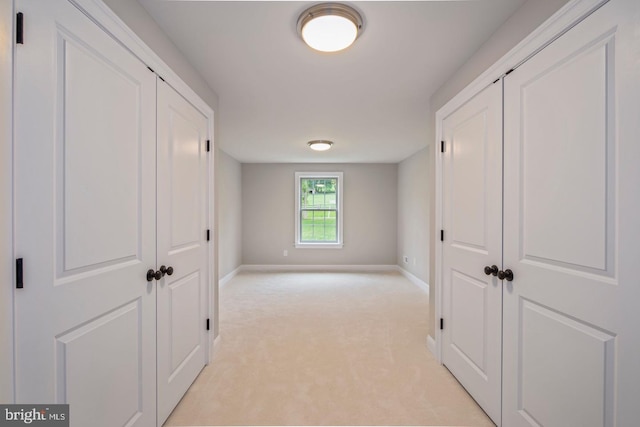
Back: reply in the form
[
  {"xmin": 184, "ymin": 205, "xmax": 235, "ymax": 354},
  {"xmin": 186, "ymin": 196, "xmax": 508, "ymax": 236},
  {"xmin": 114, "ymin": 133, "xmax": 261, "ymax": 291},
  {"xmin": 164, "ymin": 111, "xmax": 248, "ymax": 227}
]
[{"xmin": 295, "ymin": 172, "xmax": 343, "ymax": 249}]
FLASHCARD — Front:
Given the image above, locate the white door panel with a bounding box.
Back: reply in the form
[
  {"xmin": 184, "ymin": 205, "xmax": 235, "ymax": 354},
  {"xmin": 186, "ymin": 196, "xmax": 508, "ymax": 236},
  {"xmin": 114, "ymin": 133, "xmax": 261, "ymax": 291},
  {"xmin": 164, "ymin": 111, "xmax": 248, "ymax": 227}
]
[
  {"xmin": 156, "ymin": 81, "xmax": 209, "ymax": 425},
  {"xmin": 59, "ymin": 302, "xmax": 144, "ymax": 427},
  {"xmin": 442, "ymin": 83, "xmax": 502, "ymax": 425},
  {"xmin": 517, "ymin": 300, "xmax": 615, "ymax": 427},
  {"xmin": 503, "ymin": 0, "xmax": 640, "ymax": 425},
  {"xmin": 61, "ymin": 37, "xmax": 142, "ymax": 272},
  {"xmin": 450, "ymin": 271, "xmax": 490, "ymax": 371},
  {"xmin": 518, "ymin": 38, "xmax": 609, "ymax": 271},
  {"xmin": 14, "ymin": 1, "xmax": 157, "ymax": 426}
]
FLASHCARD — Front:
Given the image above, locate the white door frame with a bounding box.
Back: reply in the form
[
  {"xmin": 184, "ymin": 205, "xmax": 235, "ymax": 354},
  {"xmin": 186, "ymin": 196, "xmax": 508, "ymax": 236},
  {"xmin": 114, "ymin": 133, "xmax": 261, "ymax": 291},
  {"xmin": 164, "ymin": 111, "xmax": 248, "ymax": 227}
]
[
  {"xmin": 433, "ymin": 0, "xmax": 608, "ymax": 362},
  {"xmin": 207, "ymin": 113, "xmax": 216, "ymax": 359},
  {"xmin": 1, "ymin": 0, "xmax": 16, "ymax": 405},
  {"xmin": 2, "ymin": 0, "xmax": 217, "ymax": 403}
]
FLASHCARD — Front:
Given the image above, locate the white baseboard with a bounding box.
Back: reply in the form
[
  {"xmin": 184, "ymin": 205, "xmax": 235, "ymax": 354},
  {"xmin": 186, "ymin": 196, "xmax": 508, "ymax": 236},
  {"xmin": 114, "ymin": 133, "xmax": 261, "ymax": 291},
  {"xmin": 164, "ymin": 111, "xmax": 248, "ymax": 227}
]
[
  {"xmin": 239, "ymin": 264, "xmax": 398, "ymax": 272},
  {"xmin": 219, "ymin": 266, "xmax": 241, "ymax": 288},
  {"xmin": 207, "ymin": 329, "xmax": 221, "ymax": 364},
  {"xmin": 427, "ymin": 335, "xmax": 437, "ymax": 357},
  {"xmin": 211, "ymin": 334, "xmax": 221, "ymax": 360},
  {"xmin": 397, "ymin": 267, "xmax": 430, "ymax": 296}
]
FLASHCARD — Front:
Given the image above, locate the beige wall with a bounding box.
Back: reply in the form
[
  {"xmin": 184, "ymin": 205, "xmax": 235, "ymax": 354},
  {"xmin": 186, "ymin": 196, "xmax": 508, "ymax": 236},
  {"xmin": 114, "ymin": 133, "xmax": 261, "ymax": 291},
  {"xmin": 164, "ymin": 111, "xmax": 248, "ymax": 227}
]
[
  {"xmin": 217, "ymin": 150, "xmax": 242, "ymax": 278},
  {"xmin": 242, "ymin": 163, "xmax": 397, "ymax": 266},
  {"xmin": 1, "ymin": 0, "xmax": 14, "ymax": 404},
  {"xmin": 427, "ymin": 0, "xmax": 571, "ymax": 338},
  {"xmin": 397, "ymin": 148, "xmax": 430, "ymax": 283}
]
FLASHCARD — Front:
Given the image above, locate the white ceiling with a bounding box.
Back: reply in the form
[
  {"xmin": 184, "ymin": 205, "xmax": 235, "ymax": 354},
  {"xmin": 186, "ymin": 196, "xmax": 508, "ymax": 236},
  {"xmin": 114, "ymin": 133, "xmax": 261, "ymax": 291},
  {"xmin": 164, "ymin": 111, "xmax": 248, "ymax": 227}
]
[{"xmin": 139, "ymin": 0, "xmax": 526, "ymax": 163}]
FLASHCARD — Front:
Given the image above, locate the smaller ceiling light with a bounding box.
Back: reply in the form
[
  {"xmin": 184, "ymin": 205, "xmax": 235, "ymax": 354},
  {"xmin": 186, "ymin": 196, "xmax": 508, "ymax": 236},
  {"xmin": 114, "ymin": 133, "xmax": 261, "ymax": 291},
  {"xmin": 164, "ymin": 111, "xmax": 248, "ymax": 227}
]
[
  {"xmin": 297, "ymin": 3, "xmax": 364, "ymax": 53},
  {"xmin": 307, "ymin": 140, "xmax": 334, "ymax": 151}
]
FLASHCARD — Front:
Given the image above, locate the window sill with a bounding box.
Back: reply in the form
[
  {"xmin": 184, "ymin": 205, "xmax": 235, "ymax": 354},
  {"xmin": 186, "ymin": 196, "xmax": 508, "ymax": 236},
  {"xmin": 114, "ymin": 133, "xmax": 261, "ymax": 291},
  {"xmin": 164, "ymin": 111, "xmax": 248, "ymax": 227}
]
[{"xmin": 295, "ymin": 242, "xmax": 343, "ymax": 249}]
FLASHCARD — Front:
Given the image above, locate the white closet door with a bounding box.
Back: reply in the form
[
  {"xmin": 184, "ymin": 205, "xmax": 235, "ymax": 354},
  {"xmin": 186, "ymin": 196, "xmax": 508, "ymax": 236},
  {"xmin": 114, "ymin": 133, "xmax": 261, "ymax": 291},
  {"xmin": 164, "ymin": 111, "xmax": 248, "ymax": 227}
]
[
  {"xmin": 503, "ymin": 0, "xmax": 640, "ymax": 425},
  {"xmin": 14, "ymin": 1, "xmax": 157, "ymax": 426},
  {"xmin": 441, "ymin": 82, "xmax": 503, "ymax": 425},
  {"xmin": 156, "ymin": 81, "xmax": 209, "ymax": 425}
]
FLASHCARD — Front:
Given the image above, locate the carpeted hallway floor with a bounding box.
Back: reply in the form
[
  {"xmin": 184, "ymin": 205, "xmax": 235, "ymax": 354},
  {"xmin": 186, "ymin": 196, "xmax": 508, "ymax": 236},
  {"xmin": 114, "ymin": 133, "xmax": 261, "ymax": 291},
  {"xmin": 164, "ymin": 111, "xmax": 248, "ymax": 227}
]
[{"xmin": 164, "ymin": 271, "xmax": 495, "ymax": 426}]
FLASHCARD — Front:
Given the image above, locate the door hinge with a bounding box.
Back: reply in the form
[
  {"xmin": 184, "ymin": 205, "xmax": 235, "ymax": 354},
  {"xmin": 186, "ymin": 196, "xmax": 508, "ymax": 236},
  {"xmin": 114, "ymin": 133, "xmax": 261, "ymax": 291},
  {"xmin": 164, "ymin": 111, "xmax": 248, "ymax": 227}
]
[
  {"xmin": 505, "ymin": 68, "xmax": 515, "ymax": 76},
  {"xmin": 206, "ymin": 140, "xmax": 211, "ymax": 152},
  {"xmin": 16, "ymin": 12, "xmax": 24, "ymax": 44},
  {"xmin": 206, "ymin": 318, "xmax": 210, "ymax": 331},
  {"xmin": 145, "ymin": 66, "xmax": 164, "ymax": 82},
  {"xmin": 206, "ymin": 229, "xmax": 210, "ymax": 241},
  {"xmin": 16, "ymin": 258, "xmax": 24, "ymax": 289},
  {"xmin": 440, "ymin": 318, "xmax": 444, "ymax": 330},
  {"xmin": 440, "ymin": 140, "xmax": 445, "ymax": 153},
  {"xmin": 440, "ymin": 230, "xmax": 444, "ymax": 241}
]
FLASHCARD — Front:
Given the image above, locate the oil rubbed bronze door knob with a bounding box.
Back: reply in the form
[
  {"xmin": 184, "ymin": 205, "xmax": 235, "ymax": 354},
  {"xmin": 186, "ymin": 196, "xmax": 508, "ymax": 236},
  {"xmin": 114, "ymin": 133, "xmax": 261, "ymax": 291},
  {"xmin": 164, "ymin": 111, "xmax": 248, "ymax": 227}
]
[
  {"xmin": 484, "ymin": 265, "xmax": 499, "ymax": 276},
  {"xmin": 160, "ymin": 265, "xmax": 174, "ymax": 276},
  {"xmin": 147, "ymin": 269, "xmax": 162, "ymax": 282},
  {"xmin": 498, "ymin": 269, "xmax": 514, "ymax": 281}
]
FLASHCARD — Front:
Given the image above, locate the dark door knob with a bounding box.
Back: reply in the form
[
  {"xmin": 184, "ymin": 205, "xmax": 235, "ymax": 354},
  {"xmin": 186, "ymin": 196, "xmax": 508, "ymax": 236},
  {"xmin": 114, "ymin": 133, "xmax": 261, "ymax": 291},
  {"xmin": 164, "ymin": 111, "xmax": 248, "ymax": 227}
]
[
  {"xmin": 484, "ymin": 265, "xmax": 498, "ymax": 276},
  {"xmin": 498, "ymin": 269, "xmax": 514, "ymax": 281},
  {"xmin": 160, "ymin": 265, "xmax": 174, "ymax": 276},
  {"xmin": 147, "ymin": 269, "xmax": 162, "ymax": 282}
]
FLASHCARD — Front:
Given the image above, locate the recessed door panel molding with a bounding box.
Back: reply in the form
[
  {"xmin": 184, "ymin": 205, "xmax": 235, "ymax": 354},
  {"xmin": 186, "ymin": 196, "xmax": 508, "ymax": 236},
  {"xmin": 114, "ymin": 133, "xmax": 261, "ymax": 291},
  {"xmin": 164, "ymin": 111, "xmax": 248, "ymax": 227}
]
[
  {"xmin": 56, "ymin": 300, "xmax": 143, "ymax": 427},
  {"xmin": 169, "ymin": 272, "xmax": 202, "ymax": 377},
  {"xmin": 168, "ymin": 106, "xmax": 204, "ymax": 250},
  {"xmin": 14, "ymin": 1, "xmax": 157, "ymax": 426},
  {"xmin": 518, "ymin": 299, "xmax": 615, "ymax": 427},
  {"xmin": 441, "ymin": 82, "xmax": 503, "ymax": 425},
  {"xmin": 503, "ymin": 0, "xmax": 640, "ymax": 425},
  {"xmin": 450, "ymin": 109, "xmax": 489, "ymax": 253},
  {"xmin": 157, "ymin": 81, "xmax": 209, "ymax": 425},
  {"xmin": 450, "ymin": 271, "xmax": 488, "ymax": 377},
  {"xmin": 519, "ymin": 31, "xmax": 615, "ymax": 276},
  {"xmin": 57, "ymin": 30, "xmax": 144, "ymax": 276}
]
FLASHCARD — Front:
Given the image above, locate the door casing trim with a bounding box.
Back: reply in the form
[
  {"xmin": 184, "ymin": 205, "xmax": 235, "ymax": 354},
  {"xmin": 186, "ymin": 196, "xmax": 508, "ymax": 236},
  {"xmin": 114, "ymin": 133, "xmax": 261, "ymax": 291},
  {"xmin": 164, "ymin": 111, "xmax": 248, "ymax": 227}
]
[
  {"xmin": 433, "ymin": 0, "xmax": 609, "ymax": 362},
  {"xmin": 5, "ymin": 0, "xmax": 217, "ymax": 406}
]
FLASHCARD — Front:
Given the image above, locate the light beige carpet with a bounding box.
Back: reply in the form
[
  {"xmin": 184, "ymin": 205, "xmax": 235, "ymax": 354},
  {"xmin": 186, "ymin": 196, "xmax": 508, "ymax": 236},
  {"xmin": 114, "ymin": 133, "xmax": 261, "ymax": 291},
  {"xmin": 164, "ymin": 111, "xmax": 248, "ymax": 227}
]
[{"xmin": 164, "ymin": 271, "xmax": 494, "ymax": 426}]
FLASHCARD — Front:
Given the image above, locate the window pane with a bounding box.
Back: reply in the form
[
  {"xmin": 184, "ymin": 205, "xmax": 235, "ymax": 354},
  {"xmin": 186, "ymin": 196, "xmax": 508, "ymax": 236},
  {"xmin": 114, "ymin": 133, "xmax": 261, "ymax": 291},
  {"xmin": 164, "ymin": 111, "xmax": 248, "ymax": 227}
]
[
  {"xmin": 297, "ymin": 175, "xmax": 340, "ymax": 245},
  {"xmin": 300, "ymin": 178, "xmax": 338, "ymax": 210},
  {"xmin": 300, "ymin": 210, "xmax": 337, "ymax": 242}
]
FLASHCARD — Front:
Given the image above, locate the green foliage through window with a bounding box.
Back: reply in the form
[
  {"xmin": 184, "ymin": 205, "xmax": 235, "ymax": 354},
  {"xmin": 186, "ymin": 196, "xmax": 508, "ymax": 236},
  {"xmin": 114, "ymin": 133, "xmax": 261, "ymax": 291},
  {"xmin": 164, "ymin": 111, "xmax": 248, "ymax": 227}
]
[{"xmin": 300, "ymin": 178, "xmax": 338, "ymax": 242}]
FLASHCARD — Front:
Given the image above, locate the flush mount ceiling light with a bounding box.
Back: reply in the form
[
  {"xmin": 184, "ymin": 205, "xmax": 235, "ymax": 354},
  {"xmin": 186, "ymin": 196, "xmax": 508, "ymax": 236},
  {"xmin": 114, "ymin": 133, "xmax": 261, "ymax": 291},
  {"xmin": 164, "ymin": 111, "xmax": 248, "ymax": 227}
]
[
  {"xmin": 297, "ymin": 3, "xmax": 364, "ymax": 53},
  {"xmin": 307, "ymin": 140, "xmax": 334, "ymax": 151}
]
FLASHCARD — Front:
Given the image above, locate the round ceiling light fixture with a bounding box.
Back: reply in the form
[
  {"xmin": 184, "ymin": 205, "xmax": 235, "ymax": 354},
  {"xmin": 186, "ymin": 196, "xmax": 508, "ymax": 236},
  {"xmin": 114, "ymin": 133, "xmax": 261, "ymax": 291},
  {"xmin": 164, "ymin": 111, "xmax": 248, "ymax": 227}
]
[
  {"xmin": 297, "ymin": 3, "xmax": 364, "ymax": 53},
  {"xmin": 307, "ymin": 140, "xmax": 334, "ymax": 151}
]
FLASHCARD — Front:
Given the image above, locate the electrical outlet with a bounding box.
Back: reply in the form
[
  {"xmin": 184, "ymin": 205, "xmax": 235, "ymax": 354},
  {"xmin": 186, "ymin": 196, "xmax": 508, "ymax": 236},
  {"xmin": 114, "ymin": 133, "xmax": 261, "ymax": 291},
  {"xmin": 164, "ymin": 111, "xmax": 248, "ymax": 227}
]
[
  {"xmin": 403, "ymin": 255, "xmax": 409, "ymax": 264},
  {"xmin": 283, "ymin": 250, "xmax": 288, "ymax": 257}
]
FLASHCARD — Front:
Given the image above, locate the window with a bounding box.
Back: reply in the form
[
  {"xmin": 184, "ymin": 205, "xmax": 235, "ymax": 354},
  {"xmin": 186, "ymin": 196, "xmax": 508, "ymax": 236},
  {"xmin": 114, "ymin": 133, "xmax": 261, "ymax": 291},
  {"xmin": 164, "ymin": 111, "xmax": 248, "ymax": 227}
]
[{"xmin": 295, "ymin": 172, "xmax": 343, "ymax": 248}]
